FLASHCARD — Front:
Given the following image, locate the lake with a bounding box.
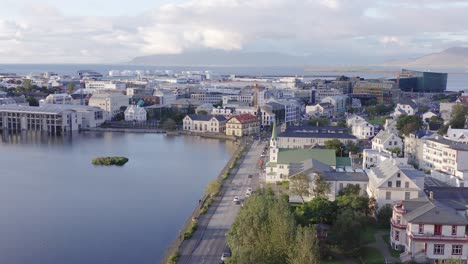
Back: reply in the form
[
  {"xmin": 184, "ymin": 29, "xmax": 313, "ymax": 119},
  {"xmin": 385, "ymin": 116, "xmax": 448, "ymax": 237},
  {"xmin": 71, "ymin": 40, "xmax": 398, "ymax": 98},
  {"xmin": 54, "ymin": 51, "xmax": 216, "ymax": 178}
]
[{"xmin": 0, "ymin": 131, "xmax": 236, "ymax": 264}]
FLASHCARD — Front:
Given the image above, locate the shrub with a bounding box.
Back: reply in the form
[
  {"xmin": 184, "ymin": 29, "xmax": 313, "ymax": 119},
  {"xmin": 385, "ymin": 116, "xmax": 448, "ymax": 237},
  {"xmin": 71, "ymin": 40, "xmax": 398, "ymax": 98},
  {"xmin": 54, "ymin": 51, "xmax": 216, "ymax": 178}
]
[
  {"xmin": 205, "ymin": 179, "xmax": 222, "ymax": 196},
  {"xmin": 167, "ymin": 251, "xmax": 180, "ymax": 264},
  {"xmin": 92, "ymin": 156, "xmax": 129, "ymax": 166},
  {"xmin": 223, "ymin": 171, "xmax": 230, "ymax": 180},
  {"xmin": 183, "ymin": 221, "xmax": 198, "ymax": 240}
]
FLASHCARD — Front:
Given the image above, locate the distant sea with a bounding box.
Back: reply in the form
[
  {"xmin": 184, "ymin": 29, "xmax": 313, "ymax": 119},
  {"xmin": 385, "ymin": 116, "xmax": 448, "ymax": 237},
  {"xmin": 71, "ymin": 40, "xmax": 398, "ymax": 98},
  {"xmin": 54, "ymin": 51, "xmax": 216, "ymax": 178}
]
[{"xmin": 0, "ymin": 64, "xmax": 466, "ymax": 92}]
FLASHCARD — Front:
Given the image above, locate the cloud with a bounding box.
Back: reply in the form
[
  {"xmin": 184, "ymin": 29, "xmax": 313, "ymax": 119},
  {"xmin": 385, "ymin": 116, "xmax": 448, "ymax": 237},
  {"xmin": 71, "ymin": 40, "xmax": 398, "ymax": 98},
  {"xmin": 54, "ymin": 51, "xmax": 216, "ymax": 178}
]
[{"xmin": 1, "ymin": 0, "xmax": 468, "ymax": 63}]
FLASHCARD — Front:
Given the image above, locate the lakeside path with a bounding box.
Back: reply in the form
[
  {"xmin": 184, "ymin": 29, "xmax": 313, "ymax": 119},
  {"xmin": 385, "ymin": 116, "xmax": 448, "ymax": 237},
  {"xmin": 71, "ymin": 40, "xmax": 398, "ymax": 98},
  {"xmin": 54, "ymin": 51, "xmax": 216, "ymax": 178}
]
[{"xmin": 177, "ymin": 139, "xmax": 265, "ymax": 264}]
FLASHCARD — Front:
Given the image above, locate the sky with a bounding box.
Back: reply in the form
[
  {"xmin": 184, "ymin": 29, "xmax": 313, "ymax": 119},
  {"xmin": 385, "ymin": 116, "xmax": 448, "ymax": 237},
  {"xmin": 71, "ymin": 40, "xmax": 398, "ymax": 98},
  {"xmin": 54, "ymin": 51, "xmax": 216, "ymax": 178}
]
[{"xmin": 1, "ymin": 0, "xmax": 468, "ymax": 64}]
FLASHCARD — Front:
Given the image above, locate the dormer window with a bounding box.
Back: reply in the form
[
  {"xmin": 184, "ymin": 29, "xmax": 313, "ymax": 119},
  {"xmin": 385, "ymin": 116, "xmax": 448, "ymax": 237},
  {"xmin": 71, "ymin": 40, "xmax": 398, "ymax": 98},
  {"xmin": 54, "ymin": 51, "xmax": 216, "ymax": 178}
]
[{"xmin": 397, "ymin": 173, "xmax": 401, "ymax": 178}]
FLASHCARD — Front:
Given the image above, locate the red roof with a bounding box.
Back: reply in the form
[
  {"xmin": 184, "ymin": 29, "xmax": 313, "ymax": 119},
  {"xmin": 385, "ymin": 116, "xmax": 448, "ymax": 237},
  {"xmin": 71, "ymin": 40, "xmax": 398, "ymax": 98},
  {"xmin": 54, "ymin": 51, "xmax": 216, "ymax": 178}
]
[{"xmin": 230, "ymin": 114, "xmax": 258, "ymax": 124}]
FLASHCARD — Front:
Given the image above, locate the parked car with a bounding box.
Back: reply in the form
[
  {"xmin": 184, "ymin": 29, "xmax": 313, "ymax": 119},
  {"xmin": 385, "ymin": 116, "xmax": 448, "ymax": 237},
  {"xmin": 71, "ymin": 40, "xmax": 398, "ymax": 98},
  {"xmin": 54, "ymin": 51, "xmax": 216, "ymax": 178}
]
[
  {"xmin": 233, "ymin": 196, "xmax": 240, "ymax": 204},
  {"xmin": 221, "ymin": 245, "xmax": 232, "ymax": 261}
]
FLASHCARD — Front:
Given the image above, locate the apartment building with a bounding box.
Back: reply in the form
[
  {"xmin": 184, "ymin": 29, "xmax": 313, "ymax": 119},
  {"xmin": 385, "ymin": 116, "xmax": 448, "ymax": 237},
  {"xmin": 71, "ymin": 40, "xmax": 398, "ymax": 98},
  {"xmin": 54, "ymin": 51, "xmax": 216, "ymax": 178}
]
[
  {"xmin": 305, "ymin": 102, "xmax": 334, "ymax": 117},
  {"xmin": 88, "ymin": 93, "xmax": 129, "ymax": 120},
  {"xmin": 372, "ymin": 130, "xmax": 403, "ymax": 154},
  {"xmin": 277, "ymin": 125, "xmax": 357, "ymax": 149},
  {"xmin": 423, "ymin": 137, "xmax": 468, "ymax": 187},
  {"xmin": 43, "ymin": 93, "xmax": 73, "ymax": 105},
  {"xmin": 183, "ymin": 114, "xmax": 227, "ymax": 133},
  {"xmin": 225, "ymin": 114, "xmax": 260, "ymax": 137},
  {"xmin": 353, "ymin": 80, "xmax": 400, "ymax": 104},
  {"xmin": 85, "ymin": 81, "xmax": 126, "ymax": 91},
  {"xmin": 321, "ymin": 95, "xmax": 348, "ymax": 114},
  {"xmin": 347, "ymin": 115, "xmax": 375, "ymax": 140}
]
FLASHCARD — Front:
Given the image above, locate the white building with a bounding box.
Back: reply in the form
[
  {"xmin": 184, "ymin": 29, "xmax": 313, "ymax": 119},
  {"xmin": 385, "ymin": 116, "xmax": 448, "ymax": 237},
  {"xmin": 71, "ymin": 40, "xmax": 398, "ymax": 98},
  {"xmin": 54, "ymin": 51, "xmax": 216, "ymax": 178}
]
[
  {"xmin": 372, "ymin": 130, "xmax": 403, "ymax": 154},
  {"xmin": 392, "ymin": 194, "xmax": 468, "ymax": 264},
  {"xmin": 422, "ymin": 137, "xmax": 468, "ymax": 187},
  {"xmin": 366, "ymin": 158, "xmax": 425, "ymax": 208},
  {"xmin": 153, "ymin": 89, "xmax": 176, "ymax": 106},
  {"xmin": 347, "ymin": 115, "xmax": 375, "ymax": 140},
  {"xmin": 277, "ymin": 125, "xmax": 357, "ymax": 149},
  {"xmin": 362, "ymin": 149, "xmax": 392, "ymax": 169},
  {"xmin": 404, "ymin": 131, "xmax": 436, "ymax": 167},
  {"xmin": 211, "ymin": 107, "xmax": 234, "ymax": 117},
  {"xmin": 85, "ymin": 81, "xmax": 126, "ymax": 91},
  {"xmin": 124, "ymin": 105, "xmax": 147, "ymax": 121},
  {"xmin": 394, "ymin": 100, "xmax": 418, "ymax": 118},
  {"xmin": 276, "ymin": 99, "xmax": 301, "ymax": 124},
  {"xmin": 183, "ymin": 114, "xmax": 227, "ymax": 133},
  {"xmin": 43, "ymin": 93, "xmax": 73, "ymax": 105},
  {"xmin": 422, "ymin": 111, "xmax": 438, "ymax": 124},
  {"xmin": 321, "ymin": 95, "xmax": 348, "ymax": 114},
  {"xmin": 195, "ymin": 103, "xmax": 215, "ymax": 114},
  {"xmin": 445, "ymin": 126, "xmax": 468, "ymax": 144},
  {"xmin": 305, "ymin": 102, "xmax": 334, "ymax": 117},
  {"xmin": 88, "ymin": 93, "xmax": 129, "ymax": 120}
]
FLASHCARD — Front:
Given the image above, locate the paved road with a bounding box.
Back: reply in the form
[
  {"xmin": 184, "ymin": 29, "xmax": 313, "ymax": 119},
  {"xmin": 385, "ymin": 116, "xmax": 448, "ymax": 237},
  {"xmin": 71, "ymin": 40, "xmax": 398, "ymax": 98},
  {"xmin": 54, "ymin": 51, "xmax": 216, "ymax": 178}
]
[{"xmin": 178, "ymin": 140, "xmax": 266, "ymax": 264}]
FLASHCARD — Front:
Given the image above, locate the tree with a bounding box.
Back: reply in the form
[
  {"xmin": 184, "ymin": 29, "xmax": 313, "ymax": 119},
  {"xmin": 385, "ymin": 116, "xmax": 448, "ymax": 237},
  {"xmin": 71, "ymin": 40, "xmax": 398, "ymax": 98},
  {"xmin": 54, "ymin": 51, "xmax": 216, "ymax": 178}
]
[
  {"xmin": 324, "ymin": 139, "xmax": 344, "ymax": 157},
  {"xmin": 26, "ymin": 96, "xmax": 39, "ymax": 106},
  {"xmin": 329, "ymin": 208, "xmax": 365, "ymax": 253},
  {"xmin": 161, "ymin": 118, "xmax": 177, "ymax": 131},
  {"xmin": 197, "ymin": 110, "xmax": 208, "ymax": 115},
  {"xmin": 297, "ymin": 196, "xmax": 338, "ymax": 225},
  {"xmin": 396, "ymin": 115, "xmax": 423, "ymax": 135},
  {"xmin": 290, "ymin": 173, "xmax": 310, "ymax": 204},
  {"xmin": 288, "ymin": 226, "xmax": 320, "ymax": 264},
  {"xmin": 345, "ymin": 141, "xmax": 359, "ymax": 154},
  {"xmin": 376, "ymin": 204, "xmax": 393, "ymax": 228},
  {"xmin": 449, "ymin": 104, "xmax": 468, "ymax": 129},
  {"xmin": 428, "ymin": 115, "xmax": 444, "ymax": 126},
  {"xmin": 336, "ymin": 185, "xmax": 370, "ymax": 215},
  {"xmin": 67, "ymin": 82, "xmax": 75, "ymax": 94},
  {"xmin": 312, "ymin": 175, "xmax": 331, "ymax": 198},
  {"xmin": 22, "ymin": 79, "xmax": 33, "ymax": 91},
  {"xmin": 228, "ymin": 195, "xmax": 296, "ymax": 264},
  {"xmin": 337, "ymin": 120, "xmax": 347, "ymax": 128},
  {"xmin": 205, "ymin": 178, "xmax": 222, "ymax": 197},
  {"xmin": 388, "ymin": 147, "xmax": 401, "ymax": 156}
]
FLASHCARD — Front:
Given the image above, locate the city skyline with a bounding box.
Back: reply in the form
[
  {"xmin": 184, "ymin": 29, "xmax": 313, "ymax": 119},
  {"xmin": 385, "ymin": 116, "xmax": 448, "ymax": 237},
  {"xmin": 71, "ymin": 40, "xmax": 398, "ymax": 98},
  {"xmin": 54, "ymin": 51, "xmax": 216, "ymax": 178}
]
[{"xmin": 1, "ymin": 0, "xmax": 468, "ymax": 64}]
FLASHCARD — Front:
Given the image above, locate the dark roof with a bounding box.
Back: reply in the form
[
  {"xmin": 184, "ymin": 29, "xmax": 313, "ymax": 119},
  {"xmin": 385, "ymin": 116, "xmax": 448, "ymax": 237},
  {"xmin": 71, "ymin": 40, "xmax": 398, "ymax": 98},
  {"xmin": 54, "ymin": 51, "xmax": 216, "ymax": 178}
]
[
  {"xmin": 278, "ymin": 131, "xmax": 357, "ymax": 139},
  {"xmin": 398, "ymin": 99, "xmax": 418, "ymax": 109},
  {"xmin": 403, "ymin": 199, "xmax": 468, "ymax": 225},
  {"xmin": 409, "ymin": 130, "xmax": 432, "ymax": 139},
  {"xmin": 187, "ymin": 114, "xmax": 226, "ymax": 122},
  {"xmin": 321, "ymin": 171, "xmax": 368, "ymax": 182},
  {"xmin": 286, "ymin": 125, "xmax": 348, "ymax": 133},
  {"xmin": 426, "ymin": 137, "xmax": 468, "ymax": 150},
  {"xmin": 423, "ymin": 187, "xmax": 468, "ymax": 211}
]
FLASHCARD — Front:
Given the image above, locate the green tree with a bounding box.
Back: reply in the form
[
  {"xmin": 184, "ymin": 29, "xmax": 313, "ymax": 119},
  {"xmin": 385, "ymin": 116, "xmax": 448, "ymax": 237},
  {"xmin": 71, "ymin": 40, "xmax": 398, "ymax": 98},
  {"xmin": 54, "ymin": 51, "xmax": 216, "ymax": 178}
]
[
  {"xmin": 22, "ymin": 79, "xmax": 33, "ymax": 91},
  {"xmin": 345, "ymin": 141, "xmax": 359, "ymax": 154},
  {"xmin": 290, "ymin": 173, "xmax": 310, "ymax": 204},
  {"xmin": 324, "ymin": 139, "xmax": 345, "ymax": 156},
  {"xmin": 396, "ymin": 115, "xmax": 423, "ymax": 135},
  {"xmin": 228, "ymin": 195, "xmax": 296, "ymax": 264},
  {"xmin": 205, "ymin": 178, "xmax": 222, "ymax": 197},
  {"xmin": 288, "ymin": 226, "xmax": 320, "ymax": 264},
  {"xmin": 197, "ymin": 110, "xmax": 208, "ymax": 115},
  {"xmin": 389, "ymin": 147, "xmax": 401, "ymax": 156},
  {"xmin": 329, "ymin": 208, "xmax": 365, "ymax": 253},
  {"xmin": 312, "ymin": 174, "xmax": 331, "ymax": 198},
  {"xmin": 161, "ymin": 118, "xmax": 177, "ymax": 131},
  {"xmin": 449, "ymin": 104, "xmax": 468, "ymax": 128},
  {"xmin": 376, "ymin": 204, "xmax": 393, "ymax": 228},
  {"xmin": 336, "ymin": 185, "xmax": 370, "ymax": 215},
  {"xmin": 67, "ymin": 82, "xmax": 75, "ymax": 94},
  {"xmin": 26, "ymin": 96, "xmax": 39, "ymax": 106},
  {"xmin": 337, "ymin": 120, "xmax": 347, "ymax": 128},
  {"xmin": 296, "ymin": 196, "xmax": 338, "ymax": 225},
  {"xmin": 428, "ymin": 115, "xmax": 444, "ymax": 126}
]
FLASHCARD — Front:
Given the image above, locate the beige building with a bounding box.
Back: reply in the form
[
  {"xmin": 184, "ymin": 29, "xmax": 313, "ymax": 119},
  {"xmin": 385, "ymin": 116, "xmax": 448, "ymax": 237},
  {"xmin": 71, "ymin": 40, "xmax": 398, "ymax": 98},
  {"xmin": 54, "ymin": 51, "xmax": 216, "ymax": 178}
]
[
  {"xmin": 88, "ymin": 93, "xmax": 129, "ymax": 120},
  {"xmin": 225, "ymin": 114, "xmax": 260, "ymax": 137}
]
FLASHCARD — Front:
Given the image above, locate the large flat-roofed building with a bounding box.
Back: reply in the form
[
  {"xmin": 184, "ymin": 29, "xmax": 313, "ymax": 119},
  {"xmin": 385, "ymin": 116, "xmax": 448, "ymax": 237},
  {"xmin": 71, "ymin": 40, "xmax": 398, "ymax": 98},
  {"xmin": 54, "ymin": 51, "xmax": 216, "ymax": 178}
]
[
  {"xmin": 392, "ymin": 69, "xmax": 448, "ymax": 93},
  {"xmin": 0, "ymin": 105, "xmax": 104, "ymax": 133},
  {"xmin": 277, "ymin": 125, "xmax": 357, "ymax": 148},
  {"xmin": 353, "ymin": 80, "xmax": 400, "ymax": 104}
]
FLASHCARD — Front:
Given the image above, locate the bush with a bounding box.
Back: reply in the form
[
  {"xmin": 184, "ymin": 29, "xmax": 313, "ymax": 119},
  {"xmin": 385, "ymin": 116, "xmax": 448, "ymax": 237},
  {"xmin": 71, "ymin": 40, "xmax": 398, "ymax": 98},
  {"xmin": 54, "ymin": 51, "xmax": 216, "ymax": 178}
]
[
  {"xmin": 377, "ymin": 204, "xmax": 393, "ymax": 228},
  {"xmin": 205, "ymin": 178, "xmax": 222, "ymax": 196},
  {"xmin": 183, "ymin": 221, "xmax": 198, "ymax": 240},
  {"xmin": 92, "ymin": 156, "xmax": 129, "ymax": 166},
  {"xmin": 223, "ymin": 171, "xmax": 230, "ymax": 180},
  {"xmin": 167, "ymin": 251, "xmax": 180, "ymax": 264},
  {"xmin": 200, "ymin": 197, "xmax": 214, "ymax": 215}
]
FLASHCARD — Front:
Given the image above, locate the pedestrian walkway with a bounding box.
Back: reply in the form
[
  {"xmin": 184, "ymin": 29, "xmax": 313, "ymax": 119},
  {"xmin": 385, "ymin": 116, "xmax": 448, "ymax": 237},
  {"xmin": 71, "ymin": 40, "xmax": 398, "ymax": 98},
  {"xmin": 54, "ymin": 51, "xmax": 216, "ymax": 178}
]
[{"xmin": 368, "ymin": 230, "xmax": 399, "ymax": 264}]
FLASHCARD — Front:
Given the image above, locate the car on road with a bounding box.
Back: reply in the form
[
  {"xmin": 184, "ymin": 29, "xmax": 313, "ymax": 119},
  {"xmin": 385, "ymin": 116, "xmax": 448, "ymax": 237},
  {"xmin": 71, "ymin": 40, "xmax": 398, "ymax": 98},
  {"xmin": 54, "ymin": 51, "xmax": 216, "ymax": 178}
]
[
  {"xmin": 246, "ymin": 187, "xmax": 253, "ymax": 196},
  {"xmin": 221, "ymin": 245, "xmax": 232, "ymax": 261},
  {"xmin": 248, "ymin": 174, "xmax": 253, "ymax": 178},
  {"xmin": 233, "ymin": 196, "xmax": 240, "ymax": 204}
]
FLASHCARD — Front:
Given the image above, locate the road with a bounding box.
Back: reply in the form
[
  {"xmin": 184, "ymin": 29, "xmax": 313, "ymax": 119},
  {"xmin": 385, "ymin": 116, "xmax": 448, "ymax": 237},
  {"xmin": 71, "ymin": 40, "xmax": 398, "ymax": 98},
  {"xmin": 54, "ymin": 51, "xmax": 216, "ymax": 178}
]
[{"xmin": 177, "ymin": 140, "xmax": 266, "ymax": 264}]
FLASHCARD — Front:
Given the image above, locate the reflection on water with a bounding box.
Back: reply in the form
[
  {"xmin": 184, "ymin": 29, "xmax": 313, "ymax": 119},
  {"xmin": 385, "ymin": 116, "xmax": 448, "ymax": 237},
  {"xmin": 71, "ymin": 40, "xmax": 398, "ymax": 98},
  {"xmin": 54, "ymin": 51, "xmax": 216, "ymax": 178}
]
[{"xmin": 0, "ymin": 131, "xmax": 234, "ymax": 264}]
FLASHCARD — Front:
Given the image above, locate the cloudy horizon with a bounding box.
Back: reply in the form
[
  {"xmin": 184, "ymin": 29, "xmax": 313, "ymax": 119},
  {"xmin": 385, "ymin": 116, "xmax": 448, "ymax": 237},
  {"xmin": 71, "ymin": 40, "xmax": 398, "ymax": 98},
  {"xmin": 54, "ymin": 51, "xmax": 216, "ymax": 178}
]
[{"xmin": 1, "ymin": 0, "xmax": 468, "ymax": 64}]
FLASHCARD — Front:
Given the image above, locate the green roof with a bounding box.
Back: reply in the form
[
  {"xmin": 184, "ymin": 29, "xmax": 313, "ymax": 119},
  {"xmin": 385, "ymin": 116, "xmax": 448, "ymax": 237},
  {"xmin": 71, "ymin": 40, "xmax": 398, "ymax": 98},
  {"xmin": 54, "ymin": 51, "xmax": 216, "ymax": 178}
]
[
  {"xmin": 336, "ymin": 157, "xmax": 351, "ymax": 167},
  {"xmin": 277, "ymin": 148, "xmax": 336, "ymax": 166}
]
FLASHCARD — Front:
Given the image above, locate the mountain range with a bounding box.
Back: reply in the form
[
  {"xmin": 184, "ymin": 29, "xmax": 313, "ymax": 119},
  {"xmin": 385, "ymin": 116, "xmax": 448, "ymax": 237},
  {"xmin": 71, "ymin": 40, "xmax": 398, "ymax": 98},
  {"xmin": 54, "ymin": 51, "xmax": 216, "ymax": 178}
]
[{"xmin": 129, "ymin": 47, "xmax": 468, "ymax": 68}]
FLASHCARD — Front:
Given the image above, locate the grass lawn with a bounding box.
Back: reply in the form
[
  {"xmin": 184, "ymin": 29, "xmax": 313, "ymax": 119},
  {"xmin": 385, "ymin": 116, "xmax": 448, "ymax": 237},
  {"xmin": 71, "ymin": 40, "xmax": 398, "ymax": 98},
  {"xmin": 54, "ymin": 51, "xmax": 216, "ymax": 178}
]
[
  {"xmin": 358, "ymin": 247, "xmax": 384, "ymax": 264},
  {"xmin": 382, "ymin": 234, "xmax": 402, "ymax": 258},
  {"xmin": 322, "ymin": 259, "xmax": 344, "ymax": 264},
  {"xmin": 368, "ymin": 116, "xmax": 390, "ymax": 126}
]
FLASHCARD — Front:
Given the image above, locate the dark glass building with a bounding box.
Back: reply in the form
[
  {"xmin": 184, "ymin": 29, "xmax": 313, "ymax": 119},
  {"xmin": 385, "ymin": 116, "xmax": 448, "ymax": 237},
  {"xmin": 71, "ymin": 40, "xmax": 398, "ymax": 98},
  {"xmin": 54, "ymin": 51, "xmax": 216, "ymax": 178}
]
[{"xmin": 390, "ymin": 69, "xmax": 447, "ymax": 92}]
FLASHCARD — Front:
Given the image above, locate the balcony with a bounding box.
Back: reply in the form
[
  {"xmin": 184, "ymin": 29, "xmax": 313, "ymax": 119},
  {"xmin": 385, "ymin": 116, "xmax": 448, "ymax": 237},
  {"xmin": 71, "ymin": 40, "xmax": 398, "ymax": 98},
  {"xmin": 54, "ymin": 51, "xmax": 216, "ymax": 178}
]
[
  {"xmin": 410, "ymin": 233, "xmax": 468, "ymax": 242},
  {"xmin": 391, "ymin": 219, "xmax": 407, "ymax": 229}
]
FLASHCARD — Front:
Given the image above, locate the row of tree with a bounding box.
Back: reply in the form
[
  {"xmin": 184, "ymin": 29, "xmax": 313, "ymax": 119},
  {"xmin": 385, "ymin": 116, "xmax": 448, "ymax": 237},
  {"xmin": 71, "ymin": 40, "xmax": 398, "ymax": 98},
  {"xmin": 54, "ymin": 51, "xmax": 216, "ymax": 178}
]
[{"xmin": 227, "ymin": 193, "xmax": 320, "ymax": 264}]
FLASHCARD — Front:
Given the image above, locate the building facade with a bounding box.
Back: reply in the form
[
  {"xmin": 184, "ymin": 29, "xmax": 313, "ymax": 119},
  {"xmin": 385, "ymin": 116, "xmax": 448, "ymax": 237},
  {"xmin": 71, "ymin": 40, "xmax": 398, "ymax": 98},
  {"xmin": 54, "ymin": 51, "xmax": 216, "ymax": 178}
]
[
  {"xmin": 88, "ymin": 93, "xmax": 129, "ymax": 120},
  {"xmin": 225, "ymin": 114, "xmax": 260, "ymax": 137},
  {"xmin": 183, "ymin": 114, "xmax": 227, "ymax": 133}
]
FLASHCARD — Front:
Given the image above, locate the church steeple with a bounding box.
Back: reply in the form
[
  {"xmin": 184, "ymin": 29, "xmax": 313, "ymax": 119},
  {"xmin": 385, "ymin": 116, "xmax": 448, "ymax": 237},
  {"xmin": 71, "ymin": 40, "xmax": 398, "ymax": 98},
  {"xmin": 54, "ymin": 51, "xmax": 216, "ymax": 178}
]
[
  {"xmin": 271, "ymin": 119, "xmax": 277, "ymax": 141},
  {"xmin": 270, "ymin": 119, "xmax": 278, "ymax": 162}
]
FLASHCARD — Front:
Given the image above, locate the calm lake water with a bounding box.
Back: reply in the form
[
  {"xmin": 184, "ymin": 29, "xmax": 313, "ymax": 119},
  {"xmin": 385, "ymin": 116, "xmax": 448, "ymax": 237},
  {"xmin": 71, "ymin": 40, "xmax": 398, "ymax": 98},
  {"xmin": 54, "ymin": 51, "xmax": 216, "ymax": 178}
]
[{"xmin": 0, "ymin": 131, "xmax": 235, "ymax": 264}]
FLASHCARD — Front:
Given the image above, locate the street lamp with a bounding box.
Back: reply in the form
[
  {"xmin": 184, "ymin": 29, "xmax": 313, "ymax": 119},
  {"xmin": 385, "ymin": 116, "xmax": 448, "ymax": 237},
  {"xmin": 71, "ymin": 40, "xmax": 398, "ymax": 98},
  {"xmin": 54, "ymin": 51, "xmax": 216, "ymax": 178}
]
[{"xmin": 340, "ymin": 147, "xmax": 344, "ymax": 157}]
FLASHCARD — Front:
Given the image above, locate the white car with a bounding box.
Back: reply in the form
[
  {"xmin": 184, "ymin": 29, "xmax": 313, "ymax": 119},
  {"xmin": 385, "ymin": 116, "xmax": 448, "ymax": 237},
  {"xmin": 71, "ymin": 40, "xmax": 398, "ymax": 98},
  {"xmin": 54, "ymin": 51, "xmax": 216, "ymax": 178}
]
[
  {"xmin": 233, "ymin": 196, "xmax": 240, "ymax": 204},
  {"xmin": 246, "ymin": 188, "xmax": 253, "ymax": 196}
]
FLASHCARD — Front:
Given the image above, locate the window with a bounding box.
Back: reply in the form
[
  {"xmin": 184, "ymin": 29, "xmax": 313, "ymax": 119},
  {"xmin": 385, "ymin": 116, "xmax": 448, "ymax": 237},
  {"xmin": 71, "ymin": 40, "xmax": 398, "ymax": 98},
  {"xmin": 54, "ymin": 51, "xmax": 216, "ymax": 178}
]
[
  {"xmin": 388, "ymin": 181, "xmax": 392, "ymax": 187},
  {"xmin": 418, "ymin": 224, "xmax": 424, "ymax": 234},
  {"xmin": 434, "ymin": 244, "xmax": 444, "ymax": 255},
  {"xmin": 434, "ymin": 225, "xmax": 442, "ymax": 235},
  {"xmin": 405, "ymin": 192, "xmax": 410, "ymax": 200},
  {"xmin": 405, "ymin": 181, "xmax": 409, "ymax": 188},
  {"xmin": 396, "ymin": 216, "xmax": 401, "ymax": 224},
  {"xmin": 397, "ymin": 172, "xmax": 401, "ymax": 178},
  {"xmin": 452, "ymin": 245, "xmax": 462, "ymax": 255},
  {"xmin": 386, "ymin": 191, "xmax": 391, "ymax": 200},
  {"xmin": 394, "ymin": 230, "xmax": 399, "ymax": 241},
  {"xmin": 339, "ymin": 183, "xmax": 343, "ymax": 190},
  {"xmin": 452, "ymin": 225, "xmax": 457, "ymax": 236},
  {"xmin": 396, "ymin": 181, "xmax": 401, "ymax": 187}
]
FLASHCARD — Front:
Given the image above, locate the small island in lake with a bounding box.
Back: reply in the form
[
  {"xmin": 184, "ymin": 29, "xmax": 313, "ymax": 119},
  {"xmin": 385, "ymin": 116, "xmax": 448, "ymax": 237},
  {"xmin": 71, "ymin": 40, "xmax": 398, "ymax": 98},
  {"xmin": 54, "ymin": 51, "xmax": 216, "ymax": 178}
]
[{"xmin": 92, "ymin": 157, "xmax": 129, "ymax": 166}]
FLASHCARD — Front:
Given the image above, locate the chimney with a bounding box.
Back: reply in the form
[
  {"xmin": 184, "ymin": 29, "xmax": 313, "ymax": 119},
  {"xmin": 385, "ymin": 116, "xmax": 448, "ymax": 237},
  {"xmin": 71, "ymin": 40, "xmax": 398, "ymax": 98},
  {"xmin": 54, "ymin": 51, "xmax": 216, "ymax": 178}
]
[{"xmin": 429, "ymin": 191, "xmax": 434, "ymax": 200}]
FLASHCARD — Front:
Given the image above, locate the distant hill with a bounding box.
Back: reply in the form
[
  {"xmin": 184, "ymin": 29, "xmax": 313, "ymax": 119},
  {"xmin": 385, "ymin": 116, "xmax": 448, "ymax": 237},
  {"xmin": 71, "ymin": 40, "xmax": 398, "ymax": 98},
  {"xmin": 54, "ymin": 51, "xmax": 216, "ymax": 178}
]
[
  {"xmin": 129, "ymin": 50, "xmax": 315, "ymax": 66},
  {"xmin": 383, "ymin": 47, "xmax": 468, "ymax": 67}
]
